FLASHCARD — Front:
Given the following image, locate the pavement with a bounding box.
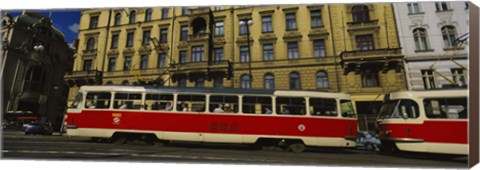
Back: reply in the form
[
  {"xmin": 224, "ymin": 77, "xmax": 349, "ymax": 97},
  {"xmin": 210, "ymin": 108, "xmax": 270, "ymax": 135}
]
[{"xmin": 2, "ymin": 130, "xmax": 91, "ymax": 141}]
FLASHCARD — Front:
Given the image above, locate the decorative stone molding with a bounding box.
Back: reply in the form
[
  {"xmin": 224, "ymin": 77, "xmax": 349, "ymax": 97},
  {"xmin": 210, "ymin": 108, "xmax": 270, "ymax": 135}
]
[
  {"xmin": 259, "ymin": 33, "xmax": 278, "ymax": 43},
  {"xmin": 282, "ymin": 31, "xmax": 302, "ymax": 41},
  {"xmin": 308, "ymin": 28, "xmax": 329, "ymax": 39}
]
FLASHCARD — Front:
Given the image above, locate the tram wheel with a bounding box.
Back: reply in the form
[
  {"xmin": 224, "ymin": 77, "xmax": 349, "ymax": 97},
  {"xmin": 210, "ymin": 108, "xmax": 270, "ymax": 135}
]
[
  {"xmin": 288, "ymin": 143, "xmax": 306, "ymax": 153},
  {"xmin": 112, "ymin": 136, "xmax": 127, "ymax": 145},
  {"xmin": 365, "ymin": 143, "xmax": 375, "ymax": 151}
]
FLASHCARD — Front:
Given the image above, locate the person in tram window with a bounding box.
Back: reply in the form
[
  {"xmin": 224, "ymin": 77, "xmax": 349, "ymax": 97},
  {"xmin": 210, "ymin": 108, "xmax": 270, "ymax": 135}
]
[
  {"xmin": 224, "ymin": 103, "xmax": 233, "ymax": 113},
  {"xmin": 164, "ymin": 102, "xmax": 173, "ymax": 111},
  {"xmin": 213, "ymin": 104, "xmax": 225, "ymax": 113},
  {"xmin": 264, "ymin": 107, "xmax": 272, "ymax": 114},
  {"xmin": 181, "ymin": 103, "xmax": 188, "ymax": 112},
  {"xmin": 119, "ymin": 101, "xmax": 128, "ymax": 109},
  {"xmin": 281, "ymin": 105, "xmax": 291, "ymax": 115}
]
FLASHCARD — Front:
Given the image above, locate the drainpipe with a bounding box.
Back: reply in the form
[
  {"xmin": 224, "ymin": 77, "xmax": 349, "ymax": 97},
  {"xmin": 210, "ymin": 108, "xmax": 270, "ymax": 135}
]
[
  {"xmin": 100, "ymin": 9, "xmax": 112, "ymax": 85},
  {"xmin": 168, "ymin": 7, "xmax": 176, "ymax": 86}
]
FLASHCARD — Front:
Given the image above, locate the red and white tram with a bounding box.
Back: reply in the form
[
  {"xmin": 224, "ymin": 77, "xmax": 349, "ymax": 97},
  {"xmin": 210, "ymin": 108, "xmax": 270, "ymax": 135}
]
[
  {"xmin": 376, "ymin": 89, "xmax": 468, "ymax": 155},
  {"xmin": 65, "ymin": 86, "xmax": 358, "ymax": 152}
]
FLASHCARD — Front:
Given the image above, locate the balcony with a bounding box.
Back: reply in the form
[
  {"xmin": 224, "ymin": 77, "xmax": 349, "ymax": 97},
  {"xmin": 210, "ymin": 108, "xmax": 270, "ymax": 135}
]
[
  {"xmin": 346, "ymin": 20, "xmax": 380, "ymax": 32},
  {"xmin": 81, "ymin": 49, "xmax": 97, "ymax": 57},
  {"xmin": 188, "ymin": 33, "xmax": 210, "ymax": 42},
  {"xmin": 235, "ymin": 56, "xmax": 337, "ymax": 70},
  {"xmin": 340, "ymin": 48, "xmax": 402, "ymax": 62},
  {"xmin": 64, "ymin": 70, "xmax": 103, "ymax": 87}
]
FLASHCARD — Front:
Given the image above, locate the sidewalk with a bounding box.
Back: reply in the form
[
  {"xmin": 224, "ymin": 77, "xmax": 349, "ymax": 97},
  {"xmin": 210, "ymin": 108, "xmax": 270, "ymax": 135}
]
[{"xmin": 2, "ymin": 130, "xmax": 91, "ymax": 141}]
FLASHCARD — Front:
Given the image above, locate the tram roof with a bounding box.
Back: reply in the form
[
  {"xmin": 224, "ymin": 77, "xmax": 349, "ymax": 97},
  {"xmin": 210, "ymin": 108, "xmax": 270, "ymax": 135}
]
[
  {"xmin": 79, "ymin": 85, "xmax": 350, "ymax": 98},
  {"xmin": 388, "ymin": 89, "xmax": 468, "ymax": 99}
]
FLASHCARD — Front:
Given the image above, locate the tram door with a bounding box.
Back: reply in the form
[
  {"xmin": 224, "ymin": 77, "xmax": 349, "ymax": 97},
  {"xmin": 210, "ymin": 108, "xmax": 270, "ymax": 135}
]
[{"xmin": 355, "ymin": 101, "xmax": 382, "ymax": 131}]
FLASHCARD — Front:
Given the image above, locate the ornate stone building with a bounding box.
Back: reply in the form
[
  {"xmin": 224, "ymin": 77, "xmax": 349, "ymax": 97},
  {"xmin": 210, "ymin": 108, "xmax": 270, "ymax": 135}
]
[
  {"xmin": 1, "ymin": 12, "xmax": 74, "ymax": 131},
  {"xmin": 65, "ymin": 4, "xmax": 406, "ymax": 130}
]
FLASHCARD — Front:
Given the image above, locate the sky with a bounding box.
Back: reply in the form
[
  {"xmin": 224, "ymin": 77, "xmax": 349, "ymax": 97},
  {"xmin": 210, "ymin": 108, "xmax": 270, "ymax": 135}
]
[{"xmin": 4, "ymin": 10, "xmax": 81, "ymax": 46}]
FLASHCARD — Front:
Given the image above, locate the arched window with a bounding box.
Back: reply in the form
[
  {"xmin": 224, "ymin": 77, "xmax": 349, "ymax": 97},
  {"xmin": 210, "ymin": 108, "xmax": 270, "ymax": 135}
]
[
  {"xmin": 442, "ymin": 26, "xmax": 457, "ymax": 48},
  {"xmin": 178, "ymin": 77, "xmax": 187, "ymax": 87},
  {"xmin": 352, "ymin": 5, "xmax": 370, "ymax": 23},
  {"xmin": 413, "ymin": 28, "xmax": 430, "ymax": 51},
  {"xmin": 129, "ymin": 10, "xmax": 136, "ymax": 24},
  {"xmin": 195, "ymin": 77, "xmax": 205, "ymax": 87},
  {"xmin": 289, "ymin": 72, "xmax": 301, "ymax": 90},
  {"xmin": 105, "ymin": 81, "xmax": 113, "ymax": 85},
  {"xmin": 114, "ymin": 13, "xmax": 121, "ymax": 26},
  {"xmin": 122, "ymin": 80, "xmax": 130, "ymax": 85},
  {"xmin": 264, "ymin": 73, "xmax": 275, "ymax": 90},
  {"xmin": 316, "ymin": 71, "xmax": 329, "ymax": 89},
  {"xmin": 145, "ymin": 9, "xmax": 152, "ymax": 21},
  {"xmin": 240, "ymin": 74, "xmax": 251, "ymax": 89},
  {"xmin": 86, "ymin": 37, "xmax": 95, "ymax": 51}
]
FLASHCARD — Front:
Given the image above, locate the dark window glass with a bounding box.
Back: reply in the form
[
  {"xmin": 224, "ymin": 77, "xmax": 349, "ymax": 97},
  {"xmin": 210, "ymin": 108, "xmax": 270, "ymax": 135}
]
[
  {"xmin": 262, "ymin": 16, "xmax": 273, "ymax": 32},
  {"xmin": 276, "ymin": 97, "xmax": 306, "ymax": 115},
  {"xmin": 286, "ymin": 13, "xmax": 297, "ymax": 30},
  {"xmin": 242, "ymin": 96, "xmax": 272, "ymax": 114},
  {"xmin": 310, "ymin": 98, "xmax": 337, "ymax": 116}
]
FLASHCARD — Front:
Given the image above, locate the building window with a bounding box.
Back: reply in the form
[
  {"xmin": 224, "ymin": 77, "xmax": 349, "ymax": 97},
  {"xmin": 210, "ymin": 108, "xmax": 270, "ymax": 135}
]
[
  {"xmin": 124, "ymin": 56, "xmax": 132, "ymax": 71},
  {"xmin": 110, "ymin": 34, "xmax": 119, "ymax": 49},
  {"xmin": 182, "ymin": 7, "xmax": 189, "ymax": 16},
  {"xmin": 140, "ymin": 55, "xmax": 149, "ymax": 69},
  {"xmin": 180, "ymin": 25, "xmax": 188, "ymax": 40},
  {"xmin": 108, "ymin": 57, "xmax": 116, "ymax": 72},
  {"xmin": 159, "ymin": 28, "xmax": 168, "ymax": 43},
  {"xmin": 114, "ymin": 13, "xmax": 121, "ymax": 26},
  {"xmin": 289, "ymin": 71, "xmax": 301, "ymax": 89},
  {"xmin": 442, "ymin": 26, "xmax": 457, "ymax": 48},
  {"xmin": 214, "ymin": 76, "xmax": 223, "ymax": 88},
  {"xmin": 214, "ymin": 48, "xmax": 224, "ymax": 62},
  {"xmin": 214, "ymin": 21, "xmax": 224, "ymax": 36},
  {"xmin": 215, "ymin": 6, "xmax": 224, "ymax": 11},
  {"xmin": 145, "ymin": 9, "xmax": 152, "ymax": 21},
  {"xmin": 316, "ymin": 71, "xmax": 329, "ymax": 89},
  {"xmin": 361, "ymin": 67, "xmax": 380, "ymax": 87},
  {"xmin": 179, "ymin": 51, "xmax": 187, "ymax": 64},
  {"xmin": 126, "ymin": 32, "xmax": 134, "ymax": 47},
  {"xmin": 240, "ymin": 74, "xmax": 251, "ymax": 89},
  {"xmin": 352, "ymin": 5, "xmax": 370, "ymax": 23},
  {"xmin": 142, "ymin": 30, "xmax": 151, "ymax": 45},
  {"xmin": 191, "ymin": 45, "xmax": 204, "ymax": 62},
  {"xmin": 287, "ymin": 42, "xmax": 299, "ymax": 59},
  {"xmin": 285, "ymin": 13, "xmax": 297, "ymax": 30},
  {"xmin": 435, "ymin": 2, "xmax": 450, "ymax": 12},
  {"xmin": 451, "ymin": 68, "xmax": 467, "ymax": 87},
  {"xmin": 240, "ymin": 22, "xmax": 248, "ymax": 35},
  {"xmin": 240, "ymin": 46, "xmax": 250, "ymax": 63},
  {"xmin": 264, "ymin": 73, "xmax": 275, "ymax": 90},
  {"xmin": 158, "ymin": 53, "xmax": 166, "ymax": 68},
  {"xmin": 162, "ymin": 8, "xmax": 169, "ymax": 19},
  {"xmin": 413, "ymin": 28, "xmax": 430, "ymax": 51},
  {"xmin": 129, "ymin": 10, "xmax": 136, "ymax": 24},
  {"xmin": 178, "ymin": 77, "xmax": 187, "ymax": 87},
  {"xmin": 89, "ymin": 16, "xmax": 99, "ymax": 29},
  {"xmin": 262, "ymin": 16, "xmax": 273, "ymax": 33},
  {"xmin": 313, "ymin": 39, "xmax": 326, "ymax": 57},
  {"xmin": 83, "ymin": 59, "xmax": 92, "ymax": 71},
  {"xmin": 263, "ymin": 44, "xmax": 274, "ymax": 61},
  {"xmin": 356, "ymin": 35, "xmax": 374, "ymax": 50},
  {"xmin": 407, "ymin": 3, "xmax": 421, "ymax": 14},
  {"xmin": 310, "ymin": 10, "xmax": 323, "ymax": 28},
  {"xmin": 421, "ymin": 70, "xmax": 436, "ymax": 89},
  {"xmin": 86, "ymin": 37, "xmax": 96, "ymax": 51},
  {"xmin": 195, "ymin": 77, "xmax": 205, "ymax": 87}
]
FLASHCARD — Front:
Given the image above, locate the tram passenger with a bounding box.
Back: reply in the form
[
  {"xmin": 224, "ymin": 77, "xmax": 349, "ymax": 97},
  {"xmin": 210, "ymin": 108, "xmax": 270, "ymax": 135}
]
[
  {"xmin": 164, "ymin": 102, "xmax": 173, "ymax": 111},
  {"xmin": 281, "ymin": 105, "xmax": 291, "ymax": 115},
  {"xmin": 213, "ymin": 104, "xmax": 224, "ymax": 113},
  {"xmin": 264, "ymin": 107, "xmax": 272, "ymax": 114},
  {"xmin": 119, "ymin": 102, "xmax": 127, "ymax": 109},
  {"xmin": 224, "ymin": 104, "xmax": 233, "ymax": 113},
  {"xmin": 181, "ymin": 103, "xmax": 188, "ymax": 112}
]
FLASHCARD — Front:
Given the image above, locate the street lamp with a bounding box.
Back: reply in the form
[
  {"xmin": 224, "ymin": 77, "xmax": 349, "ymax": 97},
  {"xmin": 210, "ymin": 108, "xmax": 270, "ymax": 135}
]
[{"xmin": 239, "ymin": 19, "xmax": 253, "ymax": 88}]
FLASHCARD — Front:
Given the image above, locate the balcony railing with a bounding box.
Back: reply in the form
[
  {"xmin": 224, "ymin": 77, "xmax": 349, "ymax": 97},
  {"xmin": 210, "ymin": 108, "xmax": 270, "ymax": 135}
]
[
  {"xmin": 346, "ymin": 20, "xmax": 380, "ymax": 32},
  {"xmin": 188, "ymin": 33, "xmax": 209, "ymax": 42},
  {"xmin": 340, "ymin": 48, "xmax": 402, "ymax": 61},
  {"xmin": 235, "ymin": 56, "xmax": 336, "ymax": 70},
  {"xmin": 64, "ymin": 70, "xmax": 103, "ymax": 79}
]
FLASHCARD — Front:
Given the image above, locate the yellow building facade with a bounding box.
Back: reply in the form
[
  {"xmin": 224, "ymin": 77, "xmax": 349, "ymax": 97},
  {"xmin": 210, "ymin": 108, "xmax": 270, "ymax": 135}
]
[{"xmin": 65, "ymin": 4, "xmax": 406, "ymax": 130}]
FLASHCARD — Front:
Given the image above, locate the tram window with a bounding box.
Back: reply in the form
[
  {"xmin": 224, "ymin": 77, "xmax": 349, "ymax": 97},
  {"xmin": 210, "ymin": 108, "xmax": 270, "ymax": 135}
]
[
  {"xmin": 114, "ymin": 93, "xmax": 142, "ymax": 110},
  {"xmin": 340, "ymin": 100, "xmax": 356, "ymax": 118},
  {"xmin": 276, "ymin": 97, "xmax": 306, "ymax": 115},
  {"xmin": 310, "ymin": 98, "xmax": 337, "ymax": 116},
  {"xmin": 242, "ymin": 96, "xmax": 272, "ymax": 114},
  {"xmin": 145, "ymin": 94, "xmax": 174, "ymax": 111},
  {"xmin": 176, "ymin": 94, "xmax": 206, "ymax": 112},
  {"xmin": 209, "ymin": 95, "xmax": 239, "ymax": 113},
  {"xmin": 85, "ymin": 92, "xmax": 111, "ymax": 109},
  {"xmin": 70, "ymin": 93, "xmax": 83, "ymax": 109},
  {"xmin": 424, "ymin": 98, "xmax": 467, "ymax": 119}
]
